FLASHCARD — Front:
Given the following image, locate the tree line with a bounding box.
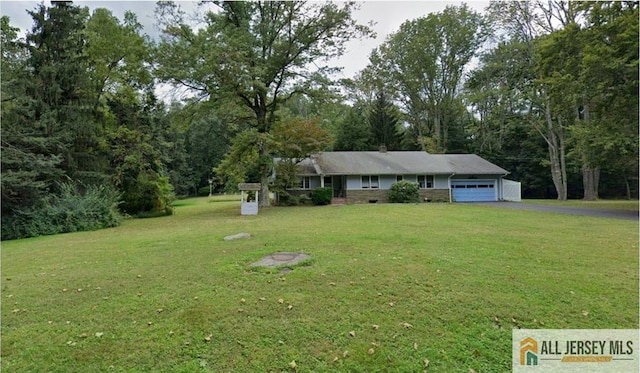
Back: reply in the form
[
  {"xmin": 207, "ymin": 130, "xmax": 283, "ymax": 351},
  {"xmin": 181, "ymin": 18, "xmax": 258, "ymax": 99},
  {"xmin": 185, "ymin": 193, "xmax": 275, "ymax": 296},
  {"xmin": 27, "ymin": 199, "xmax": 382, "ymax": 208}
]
[{"xmin": 2, "ymin": 1, "xmax": 637, "ymax": 239}]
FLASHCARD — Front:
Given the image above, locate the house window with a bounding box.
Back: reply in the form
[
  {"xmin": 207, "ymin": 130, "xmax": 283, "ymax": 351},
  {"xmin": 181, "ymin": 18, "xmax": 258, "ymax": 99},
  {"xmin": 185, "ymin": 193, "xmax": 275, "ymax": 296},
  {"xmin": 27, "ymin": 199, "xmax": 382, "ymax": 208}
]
[
  {"xmin": 396, "ymin": 175, "xmax": 403, "ymax": 182},
  {"xmin": 323, "ymin": 176, "xmax": 332, "ymax": 188},
  {"xmin": 299, "ymin": 176, "xmax": 310, "ymax": 189},
  {"xmin": 361, "ymin": 175, "xmax": 379, "ymax": 189},
  {"xmin": 417, "ymin": 175, "xmax": 434, "ymax": 189}
]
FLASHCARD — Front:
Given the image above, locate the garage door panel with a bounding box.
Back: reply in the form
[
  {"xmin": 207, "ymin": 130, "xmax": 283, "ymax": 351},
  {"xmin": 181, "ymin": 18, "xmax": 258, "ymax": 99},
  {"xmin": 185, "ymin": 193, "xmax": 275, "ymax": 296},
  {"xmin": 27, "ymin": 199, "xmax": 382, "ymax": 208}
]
[{"xmin": 451, "ymin": 180, "xmax": 496, "ymax": 202}]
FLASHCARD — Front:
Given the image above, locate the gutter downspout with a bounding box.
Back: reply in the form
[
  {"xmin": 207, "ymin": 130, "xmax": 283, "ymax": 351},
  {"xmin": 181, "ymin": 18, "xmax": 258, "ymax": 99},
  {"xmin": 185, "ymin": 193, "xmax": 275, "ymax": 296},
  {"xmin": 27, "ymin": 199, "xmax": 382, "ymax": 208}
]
[{"xmin": 448, "ymin": 173, "xmax": 455, "ymax": 203}]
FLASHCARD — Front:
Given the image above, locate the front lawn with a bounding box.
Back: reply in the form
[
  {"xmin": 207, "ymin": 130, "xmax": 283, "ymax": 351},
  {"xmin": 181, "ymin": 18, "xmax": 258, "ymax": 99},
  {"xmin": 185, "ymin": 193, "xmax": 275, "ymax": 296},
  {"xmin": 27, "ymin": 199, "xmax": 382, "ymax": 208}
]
[
  {"xmin": 523, "ymin": 199, "xmax": 639, "ymax": 211},
  {"xmin": 2, "ymin": 197, "xmax": 638, "ymax": 372}
]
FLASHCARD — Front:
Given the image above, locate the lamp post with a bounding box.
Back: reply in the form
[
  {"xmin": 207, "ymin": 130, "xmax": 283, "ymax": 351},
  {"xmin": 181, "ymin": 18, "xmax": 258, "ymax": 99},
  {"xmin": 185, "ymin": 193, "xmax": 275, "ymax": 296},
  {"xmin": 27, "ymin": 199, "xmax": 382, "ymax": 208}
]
[{"xmin": 208, "ymin": 179, "xmax": 213, "ymax": 197}]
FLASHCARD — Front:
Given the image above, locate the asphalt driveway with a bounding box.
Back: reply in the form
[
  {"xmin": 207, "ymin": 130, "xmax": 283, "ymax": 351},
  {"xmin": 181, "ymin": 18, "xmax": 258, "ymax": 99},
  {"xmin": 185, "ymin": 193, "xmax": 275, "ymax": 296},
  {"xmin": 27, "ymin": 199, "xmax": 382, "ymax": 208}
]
[{"xmin": 471, "ymin": 202, "xmax": 639, "ymax": 221}]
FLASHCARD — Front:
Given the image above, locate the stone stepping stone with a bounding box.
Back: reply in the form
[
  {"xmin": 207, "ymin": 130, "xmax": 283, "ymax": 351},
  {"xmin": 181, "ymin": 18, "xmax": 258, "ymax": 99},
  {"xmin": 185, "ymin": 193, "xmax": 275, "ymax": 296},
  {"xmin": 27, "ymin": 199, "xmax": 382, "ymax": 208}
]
[{"xmin": 224, "ymin": 232, "xmax": 251, "ymax": 241}]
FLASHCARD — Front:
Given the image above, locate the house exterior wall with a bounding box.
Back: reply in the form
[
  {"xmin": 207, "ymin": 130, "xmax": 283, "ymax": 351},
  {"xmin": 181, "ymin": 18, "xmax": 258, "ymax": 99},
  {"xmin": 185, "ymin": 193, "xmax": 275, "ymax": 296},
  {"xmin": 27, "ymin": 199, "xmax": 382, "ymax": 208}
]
[
  {"xmin": 434, "ymin": 175, "xmax": 450, "ymax": 189},
  {"xmin": 346, "ymin": 174, "xmax": 449, "ymax": 190},
  {"xmin": 346, "ymin": 175, "xmax": 360, "ymax": 189},
  {"xmin": 345, "ymin": 188, "xmax": 450, "ymax": 204},
  {"xmin": 345, "ymin": 189, "xmax": 389, "ymax": 203},
  {"xmin": 419, "ymin": 189, "xmax": 450, "ymax": 202},
  {"xmin": 379, "ymin": 175, "xmax": 397, "ymax": 189}
]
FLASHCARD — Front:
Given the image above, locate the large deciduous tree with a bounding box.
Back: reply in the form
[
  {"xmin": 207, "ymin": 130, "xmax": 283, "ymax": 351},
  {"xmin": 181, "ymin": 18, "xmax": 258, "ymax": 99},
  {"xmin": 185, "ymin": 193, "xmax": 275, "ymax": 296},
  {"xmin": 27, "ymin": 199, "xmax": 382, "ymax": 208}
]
[
  {"xmin": 366, "ymin": 4, "xmax": 489, "ymax": 153},
  {"xmin": 154, "ymin": 1, "xmax": 372, "ymax": 206}
]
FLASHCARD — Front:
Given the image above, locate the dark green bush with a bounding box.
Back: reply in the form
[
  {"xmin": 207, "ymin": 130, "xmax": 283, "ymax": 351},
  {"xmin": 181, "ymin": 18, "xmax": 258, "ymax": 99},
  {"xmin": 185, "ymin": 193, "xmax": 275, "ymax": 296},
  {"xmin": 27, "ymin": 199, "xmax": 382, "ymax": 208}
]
[
  {"xmin": 119, "ymin": 173, "xmax": 174, "ymax": 217},
  {"xmin": 277, "ymin": 192, "xmax": 299, "ymax": 206},
  {"xmin": 197, "ymin": 186, "xmax": 211, "ymax": 197},
  {"xmin": 311, "ymin": 187, "xmax": 333, "ymax": 205},
  {"xmin": 1, "ymin": 182, "xmax": 123, "ymax": 240},
  {"xmin": 388, "ymin": 180, "xmax": 420, "ymax": 203}
]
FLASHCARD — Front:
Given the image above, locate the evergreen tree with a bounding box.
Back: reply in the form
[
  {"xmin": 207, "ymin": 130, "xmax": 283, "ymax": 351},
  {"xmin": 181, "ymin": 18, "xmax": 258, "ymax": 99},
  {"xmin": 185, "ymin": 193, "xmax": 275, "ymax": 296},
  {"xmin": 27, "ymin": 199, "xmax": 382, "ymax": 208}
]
[
  {"xmin": 334, "ymin": 105, "xmax": 372, "ymax": 151},
  {"xmin": 369, "ymin": 90, "xmax": 402, "ymax": 151}
]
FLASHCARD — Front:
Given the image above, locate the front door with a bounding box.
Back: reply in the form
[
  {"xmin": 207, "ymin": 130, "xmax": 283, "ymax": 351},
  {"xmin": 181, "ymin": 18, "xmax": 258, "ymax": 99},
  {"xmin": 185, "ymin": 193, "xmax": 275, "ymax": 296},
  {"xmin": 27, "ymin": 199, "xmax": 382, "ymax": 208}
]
[{"xmin": 331, "ymin": 176, "xmax": 345, "ymax": 197}]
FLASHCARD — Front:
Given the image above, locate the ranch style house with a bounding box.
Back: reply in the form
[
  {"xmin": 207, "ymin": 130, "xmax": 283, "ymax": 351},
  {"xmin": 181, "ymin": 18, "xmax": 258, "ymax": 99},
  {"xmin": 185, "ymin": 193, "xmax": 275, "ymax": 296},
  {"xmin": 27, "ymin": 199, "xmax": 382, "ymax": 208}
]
[{"xmin": 283, "ymin": 150, "xmax": 521, "ymax": 204}]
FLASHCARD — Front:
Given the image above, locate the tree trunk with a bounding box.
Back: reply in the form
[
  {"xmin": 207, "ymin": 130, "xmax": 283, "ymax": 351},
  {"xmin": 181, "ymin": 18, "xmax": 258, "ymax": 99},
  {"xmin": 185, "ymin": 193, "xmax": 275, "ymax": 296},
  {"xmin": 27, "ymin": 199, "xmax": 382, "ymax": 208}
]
[
  {"xmin": 259, "ymin": 172, "xmax": 270, "ymax": 207},
  {"xmin": 558, "ymin": 125, "xmax": 568, "ymax": 200},
  {"xmin": 544, "ymin": 99, "xmax": 567, "ymax": 200},
  {"xmin": 582, "ymin": 166, "xmax": 599, "ymax": 200},
  {"xmin": 578, "ymin": 102, "xmax": 599, "ymax": 201},
  {"xmin": 433, "ymin": 114, "xmax": 441, "ymax": 152},
  {"xmin": 623, "ymin": 175, "xmax": 631, "ymax": 200}
]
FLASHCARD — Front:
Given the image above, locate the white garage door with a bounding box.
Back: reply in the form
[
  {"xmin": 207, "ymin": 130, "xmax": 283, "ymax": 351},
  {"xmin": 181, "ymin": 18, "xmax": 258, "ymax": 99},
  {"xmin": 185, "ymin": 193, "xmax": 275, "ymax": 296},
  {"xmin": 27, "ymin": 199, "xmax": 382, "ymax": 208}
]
[{"xmin": 451, "ymin": 180, "xmax": 497, "ymax": 202}]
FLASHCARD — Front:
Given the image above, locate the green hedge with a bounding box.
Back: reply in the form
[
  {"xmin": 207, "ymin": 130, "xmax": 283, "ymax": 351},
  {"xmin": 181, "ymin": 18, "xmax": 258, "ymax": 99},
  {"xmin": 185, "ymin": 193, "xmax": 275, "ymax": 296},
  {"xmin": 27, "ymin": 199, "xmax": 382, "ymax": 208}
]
[{"xmin": 2, "ymin": 182, "xmax": 123, "ymax": 240}]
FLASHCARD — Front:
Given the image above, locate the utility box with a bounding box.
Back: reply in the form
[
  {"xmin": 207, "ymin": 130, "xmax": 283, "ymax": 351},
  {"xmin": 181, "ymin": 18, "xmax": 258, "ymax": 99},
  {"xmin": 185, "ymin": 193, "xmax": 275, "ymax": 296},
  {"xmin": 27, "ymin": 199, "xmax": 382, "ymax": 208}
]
[{"xmin": 238, "ymin": 183, "xmax": 261, "ymax": 215}]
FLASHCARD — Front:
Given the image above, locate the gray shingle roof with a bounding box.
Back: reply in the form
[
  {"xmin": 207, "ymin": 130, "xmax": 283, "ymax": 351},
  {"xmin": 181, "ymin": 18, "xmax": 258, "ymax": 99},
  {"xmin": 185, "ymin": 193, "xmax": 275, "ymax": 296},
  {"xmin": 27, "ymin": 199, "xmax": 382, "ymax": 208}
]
[{"xmin": 295, "ymin": 151, "xmax": 508, "ymax": 175}]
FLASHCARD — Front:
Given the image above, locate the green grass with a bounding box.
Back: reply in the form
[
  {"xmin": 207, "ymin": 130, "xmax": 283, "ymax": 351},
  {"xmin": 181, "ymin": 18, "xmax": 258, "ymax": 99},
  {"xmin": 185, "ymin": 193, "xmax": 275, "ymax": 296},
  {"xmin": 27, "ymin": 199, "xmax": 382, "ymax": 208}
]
[
  {"xmin": 2, "ymin": 197, "xmax": 638, "ymax": 372},
  {"xmin": 523, "ymin": 199, "xmax": 639, "ymax": 211}
]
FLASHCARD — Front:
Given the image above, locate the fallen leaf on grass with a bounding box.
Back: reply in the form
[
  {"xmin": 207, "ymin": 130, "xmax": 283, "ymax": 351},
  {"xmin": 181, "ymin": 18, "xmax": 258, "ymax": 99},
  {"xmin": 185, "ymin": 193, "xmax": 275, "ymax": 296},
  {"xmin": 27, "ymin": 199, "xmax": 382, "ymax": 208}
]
[
  {"xmin": 389, "ymin": 302, "xmax": 395, "ymax": 307},
  {"xmin": 413, "ymin": 342, "xmax": 418, "ymax": 350},
  {"xmin": 289, "ymin": 360, "xmax": 297, "ymax": 369},
  {"xmin": 371, "ymin": 342, "xmax": 379, "ymax": 347},
  {"xmin": 329, "ymin": 282, "xmax": 336, "ymax": 286},
  {"xmin": 343, "ymin": 350, "xmax": 349, "ymax": 358},
  {"xmin": 401, "ymin": 322, "xmax": 413, "ymax": 329},
  {"xmin": 259, "ymin": 297, "xmax": 266, "ymax": 301},
  {"xmin": 95, "ymin": 332, "xmax": 104, "ymax": 338},
  {"xmin": 204, "ymin": 334, "xmax": 213, "ymax": 342},
  {"xmin": 469, "ymin": 369, "xmax": 476, "ymax": 373},
  {"xmin": 372, "ymin": 324, "xmax": 379, "ymax": 330},
  {"xmin": 240, "ymin": 298, "xmax": 246, "ymax": 303},
  {"xmin": 78, "ymin": 333, "xmax": 88, "ymax": 339},
  {"xmin": 278, "ymin": 298, "xmax": 284, "ymax": 304},
  {"xmin": 287, "ymin": 304, "xmax": 293, "ymax": 310},
  {"xmin": 582, "ymin": 311, "xmax": 589, "ymax": 317},
  {"xmin": 349, "ymin": 331, "xmax": 356, "ymax": 337},
  {"xmin": 332, "ymin": 356, "xmax": 339, "ymax": 363},
  {"xmin": 424, "ymin": 358, "xmax": 430, "ymax": 367},
  {"xmin": 368, "ymin": 348, "xmax": 375, "ymax": 355}
]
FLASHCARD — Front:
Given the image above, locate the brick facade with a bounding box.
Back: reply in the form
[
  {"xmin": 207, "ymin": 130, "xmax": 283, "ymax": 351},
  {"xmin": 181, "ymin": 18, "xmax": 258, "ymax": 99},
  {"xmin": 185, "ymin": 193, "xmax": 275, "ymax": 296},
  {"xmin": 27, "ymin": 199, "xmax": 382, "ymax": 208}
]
[
  {"xmin": 345, "ymin": 189, "xmax": 450, "ymax": 204},
  {"xmin": 284, "ymin": 188, "xmax": 450, "ymax": 204},
  {"xmin": 419, "ymin": 189, "xmax": 450, "ymax": 202}
]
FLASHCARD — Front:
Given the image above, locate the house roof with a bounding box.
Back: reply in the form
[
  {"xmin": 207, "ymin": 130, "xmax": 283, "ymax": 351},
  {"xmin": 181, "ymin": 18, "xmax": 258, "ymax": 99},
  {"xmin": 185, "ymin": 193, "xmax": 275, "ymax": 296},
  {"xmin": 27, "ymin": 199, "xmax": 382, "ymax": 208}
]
[{"xmin": 296, "ymin": 151, "xmax": 508, "ymax": 176}]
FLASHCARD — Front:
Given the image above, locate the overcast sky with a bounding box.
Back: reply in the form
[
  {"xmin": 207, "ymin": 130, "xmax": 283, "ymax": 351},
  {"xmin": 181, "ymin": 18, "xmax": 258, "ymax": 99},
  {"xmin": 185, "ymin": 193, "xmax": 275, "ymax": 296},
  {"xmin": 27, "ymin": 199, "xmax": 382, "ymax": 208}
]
[{"xmin": 1, "ymin": 1, "xmax": 490, "ymax": 80}]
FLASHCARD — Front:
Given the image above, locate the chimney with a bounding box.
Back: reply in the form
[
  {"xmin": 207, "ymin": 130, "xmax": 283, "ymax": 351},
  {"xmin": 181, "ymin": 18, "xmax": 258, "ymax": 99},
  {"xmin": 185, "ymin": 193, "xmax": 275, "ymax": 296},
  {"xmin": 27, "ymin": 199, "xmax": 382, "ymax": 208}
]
[{"xmin": 379, "ymin": 144, "xmax": 387, "ymax": 153}]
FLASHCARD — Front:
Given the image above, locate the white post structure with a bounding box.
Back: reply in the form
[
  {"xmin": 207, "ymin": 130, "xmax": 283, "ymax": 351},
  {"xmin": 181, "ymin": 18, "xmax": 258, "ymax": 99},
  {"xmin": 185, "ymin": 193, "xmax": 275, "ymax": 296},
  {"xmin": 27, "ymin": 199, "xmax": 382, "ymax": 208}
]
[{"xmin": 238, "ymin": 183, "xmax": 261, "ymax": 215}]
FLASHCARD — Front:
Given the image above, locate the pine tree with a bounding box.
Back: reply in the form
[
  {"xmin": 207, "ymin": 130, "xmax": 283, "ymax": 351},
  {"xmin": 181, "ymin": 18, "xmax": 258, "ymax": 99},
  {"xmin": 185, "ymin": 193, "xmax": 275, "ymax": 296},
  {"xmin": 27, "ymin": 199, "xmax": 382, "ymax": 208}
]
[{"xmin": 369, "ymin": 90, "xmax": 402, "ymax": 151}]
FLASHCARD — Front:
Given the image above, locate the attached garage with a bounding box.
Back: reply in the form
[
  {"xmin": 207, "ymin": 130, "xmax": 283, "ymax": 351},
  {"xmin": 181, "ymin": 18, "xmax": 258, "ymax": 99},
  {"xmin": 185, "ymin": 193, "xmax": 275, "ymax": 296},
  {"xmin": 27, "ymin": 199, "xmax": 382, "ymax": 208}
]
[{"xmin": 451, "ymin": 180, "xmax": 497, "ymax": 202}]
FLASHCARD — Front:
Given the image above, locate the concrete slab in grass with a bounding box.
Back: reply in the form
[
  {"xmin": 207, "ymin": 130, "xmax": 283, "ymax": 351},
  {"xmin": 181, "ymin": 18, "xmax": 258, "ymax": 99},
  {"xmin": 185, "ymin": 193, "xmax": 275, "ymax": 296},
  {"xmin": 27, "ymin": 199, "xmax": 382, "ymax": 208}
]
[{"xmin": 250, "ymin": 252, "xmax": 311, "ymax": 268}]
